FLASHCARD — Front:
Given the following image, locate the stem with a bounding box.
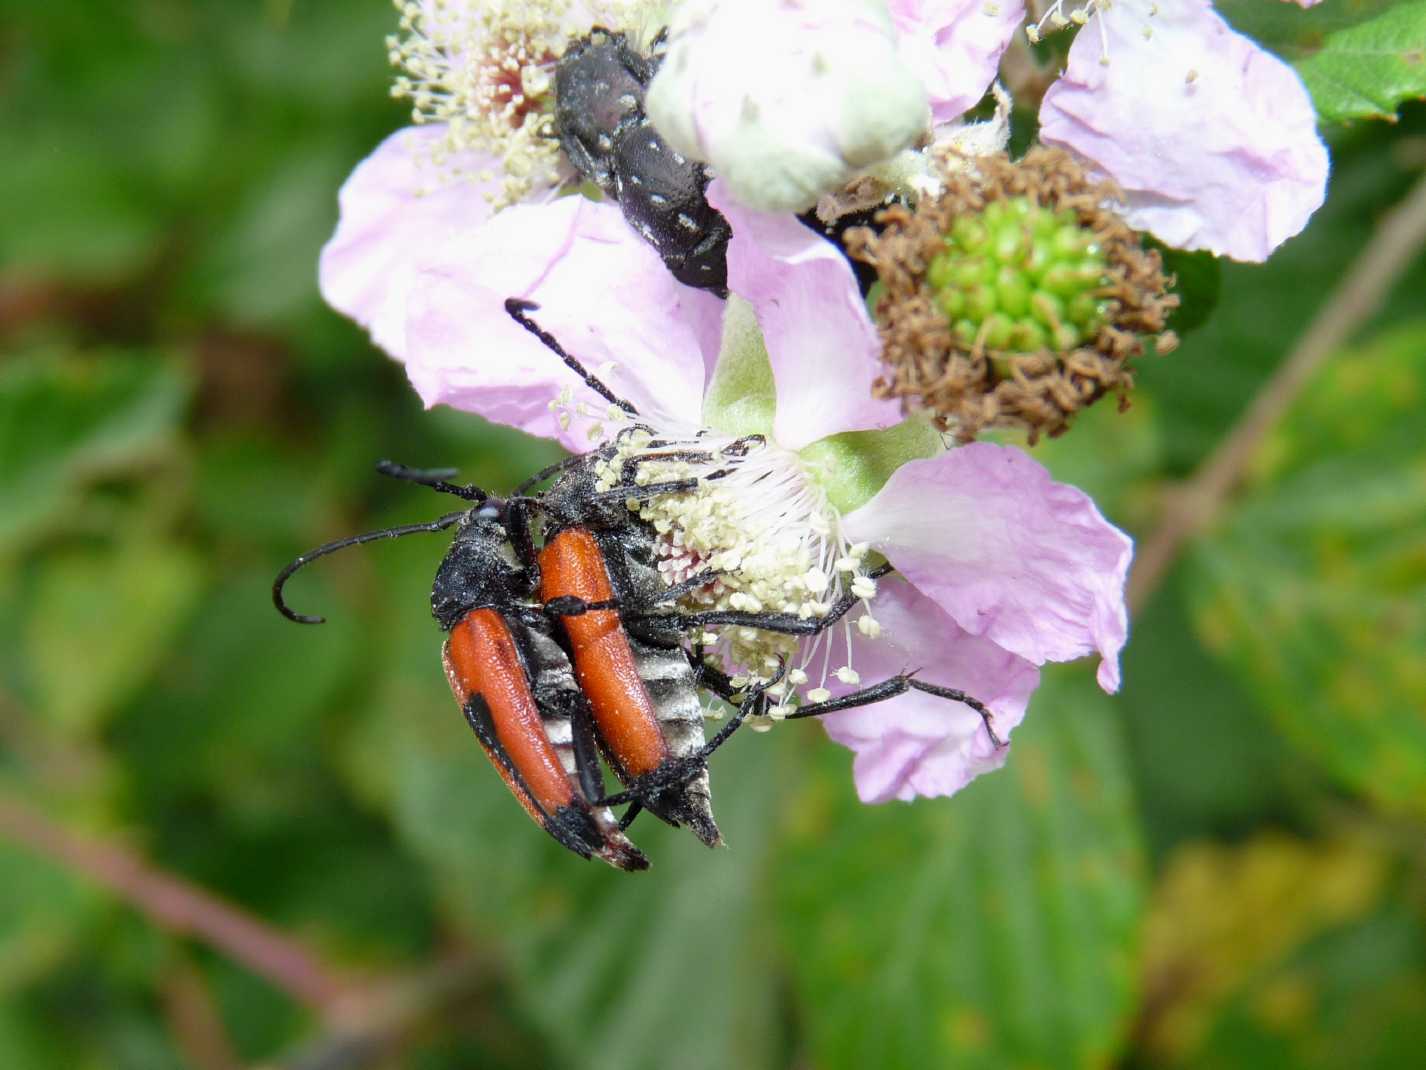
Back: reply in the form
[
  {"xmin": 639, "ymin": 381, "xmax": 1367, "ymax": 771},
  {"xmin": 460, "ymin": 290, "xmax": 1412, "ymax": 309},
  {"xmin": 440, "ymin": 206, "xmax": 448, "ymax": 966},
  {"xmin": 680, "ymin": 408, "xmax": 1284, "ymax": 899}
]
[
  {"xmin": 0, "ymin": 791, "xmax": 355, "ymax": 1015},
  {"xmin": 259, "ymin": 956, "xmax": 501, "ymax": 1070},
  {"xmin": 1127, "ymin": 170, "xmax": 1426, "ymax": 612},
  {"xmin": 161, "ymin": 952, "xmax": 245, "ymax": 1070}
]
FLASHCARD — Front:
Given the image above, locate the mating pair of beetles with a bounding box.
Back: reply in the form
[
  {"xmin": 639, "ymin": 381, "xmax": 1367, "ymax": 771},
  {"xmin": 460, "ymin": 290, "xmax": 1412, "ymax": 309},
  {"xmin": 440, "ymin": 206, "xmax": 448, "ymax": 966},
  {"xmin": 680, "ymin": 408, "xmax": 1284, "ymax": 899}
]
[{"xmin": 273, "ymin": 301, "xmax": 1000, "ymax": 870}]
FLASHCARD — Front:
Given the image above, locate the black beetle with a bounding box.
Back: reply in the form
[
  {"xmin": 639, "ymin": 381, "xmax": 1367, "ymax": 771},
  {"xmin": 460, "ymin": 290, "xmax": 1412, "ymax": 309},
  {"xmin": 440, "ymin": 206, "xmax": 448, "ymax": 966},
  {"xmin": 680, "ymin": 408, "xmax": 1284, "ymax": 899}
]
[{"xmin": 554, "ymin": 29, "xmax": 732, "ymax": 296}]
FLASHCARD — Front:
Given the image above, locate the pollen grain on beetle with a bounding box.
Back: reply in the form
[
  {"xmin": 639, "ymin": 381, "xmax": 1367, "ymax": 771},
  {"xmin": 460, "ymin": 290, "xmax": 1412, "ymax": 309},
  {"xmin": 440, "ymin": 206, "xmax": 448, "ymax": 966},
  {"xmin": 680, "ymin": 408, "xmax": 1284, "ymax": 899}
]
[
  {"xmin": 590, "ymin": 424, "xmax": 882, "ymax": 720},
  {"xmin": 849, "ymin": 146, "xmax": 1179, "ymax": 443}
]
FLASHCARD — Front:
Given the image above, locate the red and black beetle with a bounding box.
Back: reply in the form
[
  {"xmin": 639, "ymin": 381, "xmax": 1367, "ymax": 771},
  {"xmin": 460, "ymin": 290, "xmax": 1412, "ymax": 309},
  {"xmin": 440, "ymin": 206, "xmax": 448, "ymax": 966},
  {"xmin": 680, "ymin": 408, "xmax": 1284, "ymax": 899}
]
[
  {"xmin": 274, "ymin": 483, "xmax": 654, "ymax": 870},
  {"xmin": 273, "ymin": 300, "xmax": 1003, "ymax": 869}
]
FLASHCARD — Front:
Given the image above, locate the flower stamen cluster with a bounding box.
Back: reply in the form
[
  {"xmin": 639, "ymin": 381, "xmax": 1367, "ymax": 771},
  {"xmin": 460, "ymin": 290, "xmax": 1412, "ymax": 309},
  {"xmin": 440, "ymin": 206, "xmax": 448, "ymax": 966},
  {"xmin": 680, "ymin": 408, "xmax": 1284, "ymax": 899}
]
[
  {"xmin": 848, "ymin": 146, "xmax": 1178, "ymax": 443},
  {"xmin": 387, "ymin": 0, "xmax": 574, "ymax": 205},
  {"xmin": 1026, "ymin": 0, "xmax": 1112, "ymax": 64},
  {"xmin": 591, "ymin": 427, "xmax": 882, "ymax": 723}
]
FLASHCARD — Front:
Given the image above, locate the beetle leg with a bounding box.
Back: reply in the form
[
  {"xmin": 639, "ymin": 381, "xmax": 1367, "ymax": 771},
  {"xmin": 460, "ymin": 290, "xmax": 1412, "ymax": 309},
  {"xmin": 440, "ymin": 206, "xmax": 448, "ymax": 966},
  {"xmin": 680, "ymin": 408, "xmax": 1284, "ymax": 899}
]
[
  {"xmin": 592, "ymin": 660, "xmax": 786, "ymax": 807},
  {"xmin": 784, "ymin": 675, "xmax": 1004, "ymax": 748},
  {"xmin": 616, "ymin": 800, "xmax": 644, "ymax": 831},
  {"xmin": 504, "ymin": 495, "xmax": 543, "ymax": 580},
  {"xmin": 588, "ymin": 478, "xmax": 700, "ymax": 504},
  {"xmin": 568, "ymin": 694, "xmax": 607, "ymax": 804},
  {"xmin": 621, "ymin": 563, "xmax": 895, "ymax": 635}
]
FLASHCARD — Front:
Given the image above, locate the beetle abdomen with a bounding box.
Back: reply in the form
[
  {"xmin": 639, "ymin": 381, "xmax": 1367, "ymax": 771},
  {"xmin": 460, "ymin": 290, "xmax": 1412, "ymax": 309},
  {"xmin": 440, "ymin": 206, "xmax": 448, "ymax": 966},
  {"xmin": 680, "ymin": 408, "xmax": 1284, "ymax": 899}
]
[{"xmin": 444, "ymin": 608, "xmax": 648, "ymax": 871}]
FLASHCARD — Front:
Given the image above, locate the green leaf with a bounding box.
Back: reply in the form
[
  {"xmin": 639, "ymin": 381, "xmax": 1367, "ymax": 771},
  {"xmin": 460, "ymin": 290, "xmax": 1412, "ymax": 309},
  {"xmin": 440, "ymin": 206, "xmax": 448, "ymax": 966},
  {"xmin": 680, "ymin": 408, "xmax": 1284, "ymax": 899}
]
[
  {"xmin": 25, "ymin": 539, "xmax": 203, "ymax": 736},
  {"xmin": 1115, "ymin": 583, "xmax": 1305, "ymax": 853},
  {"xmin": 1137, "ymin": 835, "xmax": 1421, "ymax": 1070},
  {"xmin": 1219, "ymin": 0, "xmax": 1426, "ymax": 124},
  {"xmin": 1193, "ymin": 909, "xmax": 1426, "ymax": 1069},
  {"xmin": 1295, "ymin": 2, "xmax": 1426, "ymax": 124},
  {"xmin": 111, "ymin": 567, "xmax": 362, "ymax": 807},
  {"xmin": 389, "ymin": 684, "xmax": 786, "ymax": 1070},
  {"xmin": 0, "ymin": 841, "xmax": 101, "ymax": 996},
  {"xmin": 776, "ymin": 669, "xmax": 1146, "ymax": 1070},
  {"xmin": 0, "ymin": 351, "xmax": 189, "ymax": 552},
  {"xmin": 1157, "ymin": 246, "xmax": 1221, "ymax": 338},
  {"xmin": 1186, "ymin": 323, "xmax": 1426, "ymax": 815},
  {"xmin": 508, "ymin": 738, "xmax": 784, "ymax": 1070}
]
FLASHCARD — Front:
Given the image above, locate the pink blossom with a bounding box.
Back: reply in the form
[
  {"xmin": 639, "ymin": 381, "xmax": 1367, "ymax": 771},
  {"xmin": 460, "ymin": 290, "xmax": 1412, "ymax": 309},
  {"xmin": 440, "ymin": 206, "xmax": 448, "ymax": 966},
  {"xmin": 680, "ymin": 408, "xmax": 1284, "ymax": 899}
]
[
  {"xmin": 821, "ymin": 581, "xmax": 1040, "ymax": 802},
  {"xmin": 889, "ymin": 0, "xmax": 1025, "ymax": 122},
  {"xmin": 404, "ymin": 196, "xmax": 724, "ymax": 450},
  {"xmin": 841, "ymin": 443, "xmax": 1132, "ymax": 693},
  {"xmin": 1039, "ymin": 0, "xmax": 1329, "ymax": 262},
  {"xmin": 399, "ymin": 194, "xmax": 1134, "ymax": 802},
  {"xmin": 644, "ymin": 0, "xmax": 1021, "ymax": 212},
  {"xmin": 319, "ymin": 127, "xmax": 503, "ymax": 360},
  {"xmin": 709, "ymin": 179, "xmax": 902, "ymax": 449},
  {"xmin": 321, "ymin": 0, "xmax": 697, "ymax": 372}
]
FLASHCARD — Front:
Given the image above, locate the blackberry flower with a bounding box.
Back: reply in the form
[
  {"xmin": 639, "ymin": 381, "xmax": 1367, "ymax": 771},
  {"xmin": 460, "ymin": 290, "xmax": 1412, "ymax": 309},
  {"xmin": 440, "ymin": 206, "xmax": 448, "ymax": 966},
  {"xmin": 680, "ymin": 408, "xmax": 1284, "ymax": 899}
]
[
  {"xmin": 1037, "ymin": 0, "xmax": 1329, "ymax": 262},
  {"xmin": 402, "ymin": 185, "xmax": 1132, "ymax": 802}
]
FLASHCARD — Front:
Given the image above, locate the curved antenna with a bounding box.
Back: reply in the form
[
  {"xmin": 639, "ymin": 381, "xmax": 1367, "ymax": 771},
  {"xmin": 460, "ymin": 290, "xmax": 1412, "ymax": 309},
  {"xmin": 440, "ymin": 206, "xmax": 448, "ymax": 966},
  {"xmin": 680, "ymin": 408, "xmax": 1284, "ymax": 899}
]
[
  {"xmin": 377, "ymin": 460, "xmax": 488, "ymax": 502},
  {"xmin": 273, "ymin": 511, "xmax": 468, "ymax": 625},
  {"xmin": 504, "ymin": 298, "xmax": 640, "ymax": 417}
]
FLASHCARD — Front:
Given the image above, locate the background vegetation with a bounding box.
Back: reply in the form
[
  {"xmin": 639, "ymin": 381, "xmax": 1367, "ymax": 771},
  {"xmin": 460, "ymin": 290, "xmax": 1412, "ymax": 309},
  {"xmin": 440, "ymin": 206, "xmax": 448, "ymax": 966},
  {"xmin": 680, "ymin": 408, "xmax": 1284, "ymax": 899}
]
[{"xmin": 2, "ymin": 2, "xmax": 1424, "ymax": 1067}]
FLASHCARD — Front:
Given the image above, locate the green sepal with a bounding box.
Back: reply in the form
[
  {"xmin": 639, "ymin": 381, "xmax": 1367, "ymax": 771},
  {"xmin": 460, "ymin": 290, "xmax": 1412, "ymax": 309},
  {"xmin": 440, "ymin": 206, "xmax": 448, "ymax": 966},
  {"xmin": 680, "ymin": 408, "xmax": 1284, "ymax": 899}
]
[
  {"xmin": 798, "ymin": 416, "xmax": 943, "ymax": 515},
  {"xmin": 702, "ymin": 295, "xmax": 942, "ymax": 515},
  {"xmin": 702, "ymin": 296, "xmax": 777, "ymax": 439}
]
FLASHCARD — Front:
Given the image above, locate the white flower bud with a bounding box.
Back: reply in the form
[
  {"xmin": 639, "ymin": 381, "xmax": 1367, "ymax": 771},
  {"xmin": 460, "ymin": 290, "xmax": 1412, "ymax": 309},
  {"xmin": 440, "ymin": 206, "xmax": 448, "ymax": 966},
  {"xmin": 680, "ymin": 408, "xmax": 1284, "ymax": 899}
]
[{"xmin": 646, "ymin": 0, "xmax": 929, "ymax": 212}]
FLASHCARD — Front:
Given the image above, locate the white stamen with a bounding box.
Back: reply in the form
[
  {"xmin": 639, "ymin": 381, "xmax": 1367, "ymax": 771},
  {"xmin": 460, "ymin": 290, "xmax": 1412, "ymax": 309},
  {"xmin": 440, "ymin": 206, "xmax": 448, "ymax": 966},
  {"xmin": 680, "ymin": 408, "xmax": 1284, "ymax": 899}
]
[
  {"xmin": 593, "ymin": 418, "xmax": 889, "ymax": 708},
  {"xmin": 387, "ymin": 0, "xmax": 638, "ymax": 207}
]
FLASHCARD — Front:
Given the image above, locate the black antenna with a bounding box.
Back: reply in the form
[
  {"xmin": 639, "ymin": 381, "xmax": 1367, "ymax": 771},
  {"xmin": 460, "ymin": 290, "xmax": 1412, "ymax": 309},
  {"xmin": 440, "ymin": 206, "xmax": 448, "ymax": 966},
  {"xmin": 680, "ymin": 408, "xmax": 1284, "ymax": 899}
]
[
  {"xmin": 273, "ymin": 511, "xmax": 467, "ymax": 624},
  {"xmin": 504, "ymin": 298, "xmax": 640, "ymax": 417},
  {"xmin": 377, "ymin": 460, "xmax": 488, "ymax": 502},
  {"xmin": 511, "ymin": 453, "xmax": 589, "ymax": 496}
]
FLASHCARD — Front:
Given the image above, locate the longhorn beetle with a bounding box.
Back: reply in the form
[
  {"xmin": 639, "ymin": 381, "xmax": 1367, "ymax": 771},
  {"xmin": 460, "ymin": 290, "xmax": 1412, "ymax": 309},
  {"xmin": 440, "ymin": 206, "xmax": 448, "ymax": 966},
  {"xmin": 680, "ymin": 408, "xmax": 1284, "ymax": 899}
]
[{"xmin": 273, "ymin": 300, "xmax": 1003, "ymax": 868}]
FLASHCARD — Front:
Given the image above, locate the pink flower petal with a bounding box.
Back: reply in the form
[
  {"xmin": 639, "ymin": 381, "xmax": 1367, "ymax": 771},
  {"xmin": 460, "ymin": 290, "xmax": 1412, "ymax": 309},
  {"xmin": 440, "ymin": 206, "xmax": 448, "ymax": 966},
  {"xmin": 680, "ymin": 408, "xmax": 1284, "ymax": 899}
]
[
  {"xmin": 1039, "ymin": 0, "xmax": 1328, "ymax": 262},
  {"xmin": 318, "ymin": 127, "xmax": 505, "ymax": 359},
  {"xmin": 890, "ymin": 0, "xmax": 1025, "ymax": 122},
  {"xmin": 816, "ymin": 578, "xmax": 1040, "ymax": 802},
  {"xmin": 841, "ymin": 443, "xmax": 1132, "ymax": 692},
  {"xmin": 708, "ymin": 180, "xmax": 903, "ymax": 450},
  {"xmin": 405, "ymin": 196, "xmax": 724, "ymax": 450}
]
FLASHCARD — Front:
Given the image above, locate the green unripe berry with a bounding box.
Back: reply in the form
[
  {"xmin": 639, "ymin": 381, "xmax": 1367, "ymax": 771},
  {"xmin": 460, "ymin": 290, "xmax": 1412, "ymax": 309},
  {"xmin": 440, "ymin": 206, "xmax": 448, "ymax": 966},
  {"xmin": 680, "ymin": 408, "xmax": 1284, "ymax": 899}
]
[{"xmin": 927, "ymin": 195, "xmax": 1110, "ymax": 355}]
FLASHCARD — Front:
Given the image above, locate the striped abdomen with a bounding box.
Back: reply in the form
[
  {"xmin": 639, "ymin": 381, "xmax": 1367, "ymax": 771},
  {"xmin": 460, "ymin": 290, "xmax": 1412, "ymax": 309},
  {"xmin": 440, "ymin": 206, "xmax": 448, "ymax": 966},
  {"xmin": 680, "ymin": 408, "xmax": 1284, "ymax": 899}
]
[{"xmin": 538, "ymin": 526, "xmax": 719, "ymax": 846}]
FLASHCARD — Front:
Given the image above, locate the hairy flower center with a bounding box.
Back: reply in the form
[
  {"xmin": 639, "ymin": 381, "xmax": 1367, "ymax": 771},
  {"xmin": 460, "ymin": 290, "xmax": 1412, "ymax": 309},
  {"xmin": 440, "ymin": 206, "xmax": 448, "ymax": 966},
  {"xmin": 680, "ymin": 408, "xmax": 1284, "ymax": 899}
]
[
  {"xmin": 592, "ymin": 426, "xmax": 883, "ymax": 722},
  {"xmin": 387, "ymin": 0, "xmax": 572, "ymax": 206}
]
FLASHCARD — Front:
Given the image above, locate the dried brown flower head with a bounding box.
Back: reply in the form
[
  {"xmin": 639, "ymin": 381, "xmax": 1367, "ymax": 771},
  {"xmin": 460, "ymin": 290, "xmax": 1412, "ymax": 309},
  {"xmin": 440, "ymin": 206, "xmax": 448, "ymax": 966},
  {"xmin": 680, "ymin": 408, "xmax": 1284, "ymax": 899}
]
[{"xmin": 848, "ymin": 146, "xmax": 1179, "ymax": 443}]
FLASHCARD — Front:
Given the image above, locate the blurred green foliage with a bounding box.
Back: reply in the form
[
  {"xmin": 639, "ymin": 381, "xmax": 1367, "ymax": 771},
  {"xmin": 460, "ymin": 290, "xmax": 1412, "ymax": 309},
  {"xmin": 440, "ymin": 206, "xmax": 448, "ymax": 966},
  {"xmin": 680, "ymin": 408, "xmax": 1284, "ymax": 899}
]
[{"xmin": 2, "ymin": 2, "xmax": 1425, "ymax": 1068}]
